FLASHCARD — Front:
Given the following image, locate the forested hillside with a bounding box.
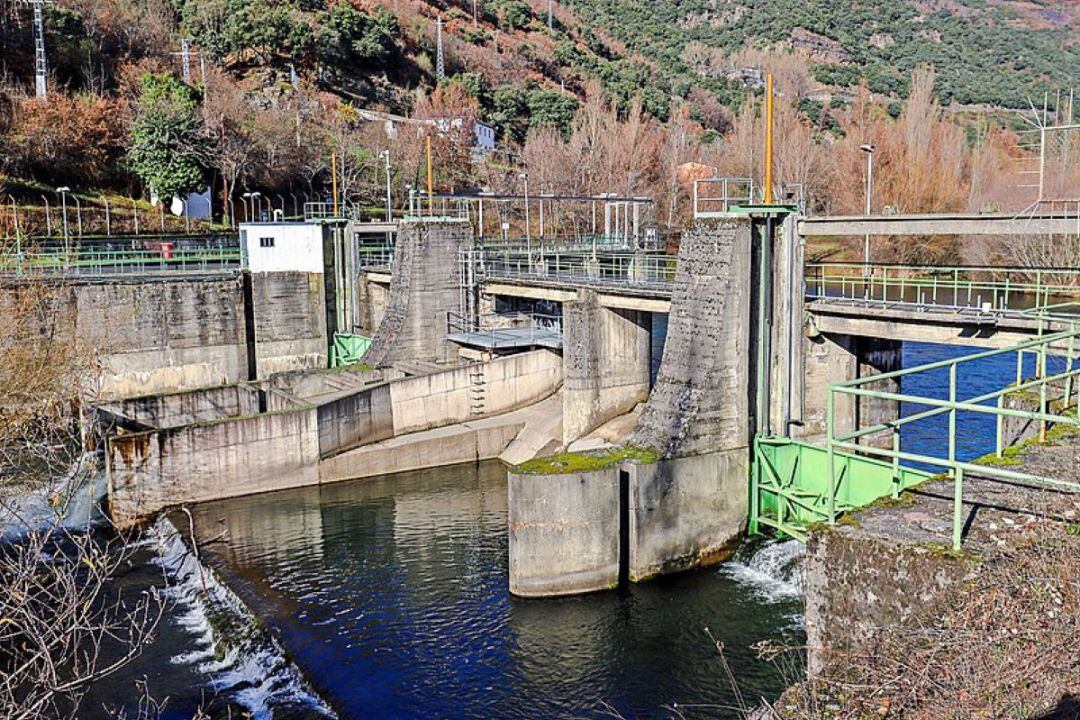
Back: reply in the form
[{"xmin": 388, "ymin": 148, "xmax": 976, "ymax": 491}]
[
  {"xmin": 0, "ymin": 0, "xmax": 1075, "ymax": 246},
  {"xmin": 566, "ymin": 0, "xmax": 1079, "ymax": 108}
]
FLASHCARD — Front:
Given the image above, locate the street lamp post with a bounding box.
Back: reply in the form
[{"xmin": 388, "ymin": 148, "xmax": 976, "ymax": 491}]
[
  {"xmin": 56, "ymin": 186, "xmax": 70, "ymax": 252},
  {"xmin": 860, "ymin": 144, "xmax": 875, "ymax": 271},
  {"xmin": 519, "ymin": 172, "xmax": 531, "ymax": 261},
  {"xmin": 380, "ymin": 150, "xmax": 392, "ymax": 222}
]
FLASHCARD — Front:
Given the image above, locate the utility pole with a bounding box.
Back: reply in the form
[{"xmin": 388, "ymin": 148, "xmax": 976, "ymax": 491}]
[
  {"xmin": 548, "ymin": 0, "xmax": 553, "ymax": 30},
  {"xmin": 31, "ymin": 0, "xmax": 48, "ymax": 99},
  {"xmin": 180, "ymin": 38, "xmax": 192, "ymax": 82},
  {"xmin": 860, "ymin": 143, "xmax": 875, "ymax": 287},
  {"xmin": 436, "ymin": 17, "xmax": 446, "ymax": 82}
]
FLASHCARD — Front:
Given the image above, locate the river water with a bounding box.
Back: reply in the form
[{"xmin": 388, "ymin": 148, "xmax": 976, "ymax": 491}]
[{"xmin": 75, "ymin": 339, "xmax": 1035, "ymax": 719}]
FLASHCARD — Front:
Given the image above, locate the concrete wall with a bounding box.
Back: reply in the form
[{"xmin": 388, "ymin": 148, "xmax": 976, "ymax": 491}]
[
  {"xmin": 98, "ymin": 384, "xmax": 261, "ymax": 430},
  {"xmin": 627, "ymin": 450, "xmax": 747, "ymax": 581},
  {"xmin": 317, "ymin": 382, "xmax": 394, "ymax": 456},
  {"xmin": 106, "ymin": 350, "xmax": 561, "ymax": 525},
  {"xmin": 799, "ymin": 331, "xmax": 902, "ymax": 443},
  {"xmin": 803, "ymin": 524, "xmax": 969, "ymax": 678},
  {"xmin": 562, "ymin": 289, "xmax": 652, "ymax": 444},
  {"xmin": 267, "ymin": 366, "xmax": 389, "ymax": 400},
  {"xmin": 72, "ymin": 277, "xmax": 249, "ymax": 401},
  {"xmin": 508, "ymin": 466, "xmax": 620, "ymax": 597},
  {"xmin": 251, "ymin": 271, "xmax": 328, "ymax": 377},
  {"xmin": 390, "ymin": 349, "xmax": 562, "ymax": 436},
  {"xmin": 363, "ymin": 220, "xmax": 471, "ymax": 366},
  {"xmin": 108, "ymin": 407, "xmax": 321, "ymax": 528}
]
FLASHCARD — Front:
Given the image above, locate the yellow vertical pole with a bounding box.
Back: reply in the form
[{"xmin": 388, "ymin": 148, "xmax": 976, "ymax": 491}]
[
  {"xmin": 426, "ymin": 135, "xmax": 434, "ymax": 215},
  {"xmin": 764, "ymin": 73, "xmax": 774, "ymax": 205},
  {"xmin": 331, "ymin": 152, "xmax": 339, "ymax": 216}
]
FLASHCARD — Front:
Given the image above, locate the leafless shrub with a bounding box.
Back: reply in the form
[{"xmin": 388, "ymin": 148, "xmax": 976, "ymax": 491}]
[{"xmin": 0, "ymin": 270, "xmax": 165, "ymax": 720}]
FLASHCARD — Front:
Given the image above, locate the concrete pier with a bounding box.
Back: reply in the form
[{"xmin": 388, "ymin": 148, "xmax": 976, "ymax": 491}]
[
  {"xmin": 561, "ymin": 289, "xmax": 652, "ymax": 445},
  {"xmin": 362, "ymin": 220, "xmax": 471, "ymax": 367}
]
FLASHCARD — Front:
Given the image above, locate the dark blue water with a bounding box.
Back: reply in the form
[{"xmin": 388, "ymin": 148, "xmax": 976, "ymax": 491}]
[
  {"xmin": 900, "ymin": 342, "xmax": 1065, "ymax": 470},
  {"xmin": 171, "ymin": 463, "xmax": 803, "ymax": 720}
]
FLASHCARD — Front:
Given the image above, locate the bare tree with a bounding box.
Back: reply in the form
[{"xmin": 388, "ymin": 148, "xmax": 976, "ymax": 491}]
[{"xmin": 0, "ymin": 266, "xmax": 164, "ymax": 720}]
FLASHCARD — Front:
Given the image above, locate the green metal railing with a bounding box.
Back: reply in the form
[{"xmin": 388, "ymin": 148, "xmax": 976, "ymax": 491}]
[
  {"xmin": 807, "ymin": 262, "xmax": 1080, "ymax": 313},
  {"xmin": 825, "ymin": 317, "xmax": 1080, "ymax": 549},
  {"xmin": 0, "ymin": 247, "xmax": 242, "ymax": 276}
]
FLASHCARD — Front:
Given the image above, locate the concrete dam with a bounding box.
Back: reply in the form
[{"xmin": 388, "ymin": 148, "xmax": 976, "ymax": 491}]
[
  {"xmin": 58, "ymin": 204, "xmax": 1080, "ymax": 687},
  {"xmin": 82, "ymin": 211, "xmax": 904, "ymax": 585}
]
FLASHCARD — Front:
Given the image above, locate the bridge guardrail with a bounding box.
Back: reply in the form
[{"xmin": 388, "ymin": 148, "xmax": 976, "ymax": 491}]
[
  {"xmin": 481, "ymin": 250, "xmax": 676, "ymax": 294},
  {"xmin": 807, "ymin": 262, "xmax": 1080, "ymax": 314}
]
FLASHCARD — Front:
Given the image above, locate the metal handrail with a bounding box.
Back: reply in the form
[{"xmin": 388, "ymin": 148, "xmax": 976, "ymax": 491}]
[
  {"xmin": 481, "ymin": 249, "xmax": 676, "ymax": 293},
  {"xmin": 807, "ymin": 262, "xmax": 1080, "ymax": 313},
  {"xmin": 0, "ymin": 247, "xmax": 242, "ymax": 276},
  {"xmin": 826, "ymin": 321, "xmax": 1080, "ymax": 549},
  {"xmin": 446, "ymin": 310, "xmax": 563, "ymax": 346}
]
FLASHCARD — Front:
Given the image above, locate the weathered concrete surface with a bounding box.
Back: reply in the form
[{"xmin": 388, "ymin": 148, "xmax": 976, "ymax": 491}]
[
  {"xmin": 316, "ymin": 382, "xmax": 394, "ymax": 456},
  {"xmin": 508, "ymin": 465, "xmax": 620, "ymax": 597},
  {"xmin": 363, "ymin": 220, "xmax": 470, "ymax": 366},
  {"xmin": 799, "ymin": 332, "xmax": 901, "ymax": 443},
  {"xmin": 629, "ymin": 219, "xmax": 751, "ymax": 457},
  {"xmin": 390, "ymin": 349, "xmax": 562, "ymax": 435},
  {"xmin": 319, "ymin": 394, "xmax": 564, "ymax": 483},
  {"xmin": 72, "ymin": 277, "xmax": 248, "ymax": 400},
  {"xmin": 97, "ymin": 383, "xmax": 262, "ymax": 430},
  {"xmin": 250, "ymin": 271, "xmax": 328, "ymax": 377},
  {"xmin": 806, "ymin": 301, "xmax": 1070, "ymax": 350},
  {"xmin": 804, "ymin": 432, "xmax": 1080, "ymax": 679},
  {"xmin": 562, "ymin": 289, "xmax": 651, "ymax": 445},
  {"xmin": 357, "ymin": 272, "xmax": 391, "ymax": 335},
  {"xmin": 105, "ymin": 353, "xmax": 562, "ymax": 525},
  {"xmin": 626, "ymin": 450, "xmax": 747, "ymax": 581},
  {"xmin": 107, "ymin": 407, "xmax": 321, "ymax": 527}
]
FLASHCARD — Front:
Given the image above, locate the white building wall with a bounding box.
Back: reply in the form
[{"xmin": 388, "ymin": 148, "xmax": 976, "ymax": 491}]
[{"xmin": 240, "ymin": 223, "xmax": 325, "ymax": 273}]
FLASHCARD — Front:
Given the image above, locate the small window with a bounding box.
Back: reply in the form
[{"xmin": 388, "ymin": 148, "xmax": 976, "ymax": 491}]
[{"xmin": 259, "ymin": 237, "xmax": 275, "ymax": 248}]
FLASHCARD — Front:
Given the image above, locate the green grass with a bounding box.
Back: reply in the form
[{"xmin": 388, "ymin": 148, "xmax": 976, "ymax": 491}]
[{"xmin": 512, "ymin": 445, "xmax": 660, "ymax": 475}]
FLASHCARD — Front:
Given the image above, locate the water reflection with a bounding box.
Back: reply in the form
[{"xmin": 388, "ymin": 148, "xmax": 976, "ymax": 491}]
[{"xmin": 189, "ymin": 462, "xmax": 800, "ymax": 719}]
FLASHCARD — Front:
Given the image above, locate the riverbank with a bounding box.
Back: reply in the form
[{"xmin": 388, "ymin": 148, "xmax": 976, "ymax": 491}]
[{"xmin": 777, "ymin": 429, "xmax": 1080, "ymax": 718}]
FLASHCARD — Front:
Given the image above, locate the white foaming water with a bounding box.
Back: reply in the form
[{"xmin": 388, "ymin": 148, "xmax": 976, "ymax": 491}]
[
  {"xmin": 152, "ymin": 518, "xmax": 336, "ymax": 720},
  {"xmin": 720, "ymin": 539, "xmax": 805, "ymax": 604}
]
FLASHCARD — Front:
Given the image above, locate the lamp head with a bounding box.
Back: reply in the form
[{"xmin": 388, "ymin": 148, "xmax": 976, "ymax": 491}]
[{"xmin": 860, "ymin": 144, "xmax": 875, "ymax": 154}]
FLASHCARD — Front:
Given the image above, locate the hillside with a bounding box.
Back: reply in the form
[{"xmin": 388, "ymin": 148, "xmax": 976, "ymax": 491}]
[
  {"xmin": 0, "ymin": 0, "xmax": 1076, "ymax": 243},
  {"xmin": 565, "ymin": 0, "xmax": 1079, "ymax": 109}
]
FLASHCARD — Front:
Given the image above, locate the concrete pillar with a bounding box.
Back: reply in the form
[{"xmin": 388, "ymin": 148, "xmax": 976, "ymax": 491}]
[
  {"xmin": 629, "ymin": 218, "xmax": 752, "ymax": 457},
  {"xmin": 362, "ymin": 219, "xmax": 471, "ymax": 367},
  {"xmin": 799, "ymin": 329, "xmax": 902, "ymax": 444},
  {"xmin": 356, "ymin": 273, "xmax": 390, "ymax": 336},
  {"xmin": 562, "ymin": 289, "xmax": 651, "ymax": 445},
  {"xmin": 508, "ymin": 466, "xmax": 620, "ymax": 597}
]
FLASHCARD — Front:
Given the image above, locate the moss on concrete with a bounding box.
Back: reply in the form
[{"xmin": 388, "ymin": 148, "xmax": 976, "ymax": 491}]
[{"xmin": 511, "ymin": 445, "xmax": 660, "ymax": 476}]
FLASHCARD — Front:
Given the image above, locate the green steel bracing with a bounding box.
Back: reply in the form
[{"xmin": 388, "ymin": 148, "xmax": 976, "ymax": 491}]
[
  {"xmin": 331, "ymin": 332, "xmax": 373, "ymax": 367},
  {"xmin": 751, "ymin": 437, "xmax": 934, "ymax": 540}
]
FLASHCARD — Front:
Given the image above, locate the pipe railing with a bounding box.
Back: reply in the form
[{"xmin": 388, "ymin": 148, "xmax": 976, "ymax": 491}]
[
  {"xmin": 446, "ymin": 310, "xmax": 563, "ymax": 346},
  {"xmin": 807, "ymin": 262, "xmax": 1080, "ymax": 314},
  {"xmin": 481, "ymin": 249, "xmax": 676, "ymax": 293},
  {"xmin": 0, "ymin": 244, "xmax": 241, "ymax": 277},
  {"xmin": 826, "ymin": 314, "xmax": 1080, "ymax": 550}
]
